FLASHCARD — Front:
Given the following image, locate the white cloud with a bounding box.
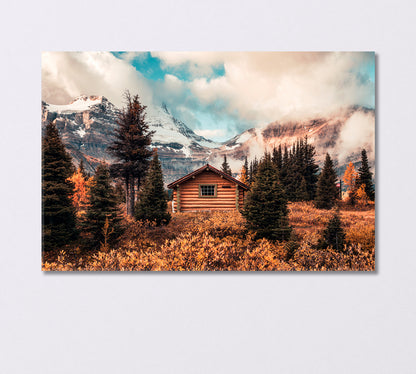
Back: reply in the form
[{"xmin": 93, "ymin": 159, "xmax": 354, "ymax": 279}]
[
  {"xmin": 41, "ymin": 52, "xmax": 153, "ymax": 107},
  {"xmin": 194, "ymin": 128, "xmax": 226, "ymax": 139},
  {"xmin": 182, "ymin": 52, "xmax": 375, "ymax": 126},
  {"xmin": 42, "ymin": 51, "xmax": 375, "ymax": 144},
  {"xmin": 336, "ymin": 110, "xmax": 375, "ymax": 163}
]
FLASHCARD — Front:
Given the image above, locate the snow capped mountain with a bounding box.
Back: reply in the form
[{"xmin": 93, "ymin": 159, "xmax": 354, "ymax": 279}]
[
  {"xmin": 219, "ymin": 106, "xmax": 375, "ymax": 175},
  {"xmin": 41, "ymin": 95, "xmax": 375, "ymax": 184},
  {"xmin": 41, "ymin": 95, "xmax": 222, "ymax": 184}
]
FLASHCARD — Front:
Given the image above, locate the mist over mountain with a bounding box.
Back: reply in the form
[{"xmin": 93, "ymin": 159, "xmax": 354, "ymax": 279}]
[{"xmin": 41, "ymin": 95, "xmax": 375, "ymax": 185}]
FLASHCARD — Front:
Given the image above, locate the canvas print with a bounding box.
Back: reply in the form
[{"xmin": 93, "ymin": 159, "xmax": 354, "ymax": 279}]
[{"xmin": 42, "ymin": 51, "xmax": 375, "ymax": 271}]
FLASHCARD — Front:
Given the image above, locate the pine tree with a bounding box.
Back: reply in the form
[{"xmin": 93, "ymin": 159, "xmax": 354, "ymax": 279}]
[
  {"xmin": 242, "ymin": 155, "xmax": 291, "ymax": 241},
  {"xmin": 108, "ymin": 91, "xmax": 154, "ymax": 217},
  {"xmin": 42, "ymin": 121, "xmax": 78, "ymax": 251},
  {"xmin": 314, "ymin": 153, "xmax": 339, "ymax": 209},
  {"xmin": 221, "ymin": 155, "xmax": 232, "ymax": 176},
  {"xmin": 357, "ymin": 149, "xmax": 375, "ymax": 201},
  {"xmin": 302, "ymin": 137, "xmax": 319, "ymax": 200},
  {"xmin": 318, "ymin": 210, "xmax": 346, "ymax": 251},
  {"xmin": 83, "ymin": 163, "xmax": 121, "ymax": 248},
  {"xmin": 135, "ymin": 150, "xmax": 171, "ymax": 226}
]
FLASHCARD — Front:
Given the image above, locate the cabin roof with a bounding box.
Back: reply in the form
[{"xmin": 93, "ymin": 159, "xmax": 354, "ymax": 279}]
[{"xmin": 167, "ymin": 164, "xmax": 249, "ymax": 190}]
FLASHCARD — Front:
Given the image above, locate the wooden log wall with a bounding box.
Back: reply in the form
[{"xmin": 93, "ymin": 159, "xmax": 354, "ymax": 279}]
[{"xmin": 172, "ymin": 170, "xmax": 245, "ymax": 212}]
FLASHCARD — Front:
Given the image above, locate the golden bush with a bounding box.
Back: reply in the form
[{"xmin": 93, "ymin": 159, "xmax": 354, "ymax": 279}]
[{"xmin": 43, "ymin": 204, "xmax": 375, "ymax": 272}]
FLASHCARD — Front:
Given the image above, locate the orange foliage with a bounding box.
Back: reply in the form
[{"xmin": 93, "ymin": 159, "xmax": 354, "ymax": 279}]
[
  {"xmin": 239, "ymin": 166, "xmax": 248, "ymax": 184},
  {"xmin": 356, "ymin": 184, "xmax": 369, "ymax": 206},
  {"xmin": 43, "ymin": 203, "xmax": 375, "ymax": 272},
  {"xmin": 343, "ymin": 162, "xmax": 358, "ymax": 193},
  {"xmin": 67, "ymin": 167, "xmax": 90, "ymax": 215}
]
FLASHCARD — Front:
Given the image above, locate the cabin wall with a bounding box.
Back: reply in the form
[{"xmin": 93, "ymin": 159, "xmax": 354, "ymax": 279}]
[{"xmin": 172, "ymin": 170, "xmax": 245, "ymax": 212}]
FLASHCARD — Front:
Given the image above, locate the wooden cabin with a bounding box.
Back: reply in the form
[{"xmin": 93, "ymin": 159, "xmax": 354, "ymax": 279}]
[{"xmin": 167, "ymin": 164, "xmax": 249, "ymax": 213}]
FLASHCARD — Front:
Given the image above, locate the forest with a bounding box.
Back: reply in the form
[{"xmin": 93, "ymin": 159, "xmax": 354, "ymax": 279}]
[{"xmin": 42, "ymin": 92, "xmax": 375, "ymax": 271}]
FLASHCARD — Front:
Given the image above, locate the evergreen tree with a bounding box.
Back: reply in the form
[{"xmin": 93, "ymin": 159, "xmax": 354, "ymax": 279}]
[
  {"xmin": 83, "ymin": 163, "xmax": 121, "ymax": 248},
  {"xmin": 272, "ymin": 146, "xmax": 281, "ymax": 170},
  {"xmin": 357, "ymin": 149, "xmax": 375, "ymax": 201},
  {"xmin": 135, "ymin": 150, "xmax": 171, "ymax": 226},
  {"xmin": 252, "ymin": 157, "xmax": 259, "ymax": 179},
  {"xmin": 242, "ymin": 156, "xmax": 291, "ymax": 241},
  {"xmin": 221, "ymin": 155, "xmax": 232, "ymax": 176},
  {"xmin": 314, "ymin": 153, "xmax": 339, "ymax": 209},
  {"xmin": 42, "ymin": 121, "xmax": 78, "ymax": 251},
  {"xmin": 318, "ymin": 210, "xmax": 346, "ymax": 251},
  {"xmin": 244, "ymin": 156, "xmax": 249, "ymax": 178},
  {"xmin": 108, "ymin": 91, "xmax": 154, "ymax": 217},
  {"xmin": 302, "ymin": 137, "xmax": 319, "ymax": 200}
]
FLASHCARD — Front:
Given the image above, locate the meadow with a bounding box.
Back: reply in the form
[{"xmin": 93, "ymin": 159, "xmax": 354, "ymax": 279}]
[{"xmin": 42, "ymin": 202, "xmax": 375, "ymax": 271}]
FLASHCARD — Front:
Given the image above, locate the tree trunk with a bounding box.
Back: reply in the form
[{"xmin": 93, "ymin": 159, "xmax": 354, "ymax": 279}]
[{"xmin": 126, "ymin": 175, "xmax": 135, "ymax": 217}]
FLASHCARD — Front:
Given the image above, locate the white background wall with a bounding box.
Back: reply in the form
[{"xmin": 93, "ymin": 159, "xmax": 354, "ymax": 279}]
[{"xmin": 1, "ymin": 0, "xmax": 415, "ymax": 373}]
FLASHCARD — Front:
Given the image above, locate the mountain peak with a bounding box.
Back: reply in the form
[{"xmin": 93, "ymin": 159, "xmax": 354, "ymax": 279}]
[{"xmin": 70, "ymin": 95, "xmax": 104, "ymax": 104}]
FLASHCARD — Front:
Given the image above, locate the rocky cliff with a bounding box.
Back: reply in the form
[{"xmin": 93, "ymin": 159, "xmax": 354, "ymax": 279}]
[{"xmin": 42, "ymin": 96, "xmax": 375, "ymax": 184}]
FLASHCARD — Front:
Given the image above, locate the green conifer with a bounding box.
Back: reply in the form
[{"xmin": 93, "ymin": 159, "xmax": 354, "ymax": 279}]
[
  {"xmin": 242, "ymin": 156, "xmax": 291, "ymax": 241},
  {"xmin": 108, "ymin": 91, "xmax": 154, "ymax": 217},
  {"xmin": 221, "ymin": 155, "xmax": 232, "ymax": 176},
  {"xmin": 314, "ymin": 153, "xmax": 339, "ymax": 209},
  {"xmin": 42, "ymin": 121, "xmax": 78, "ymax": 251},
  {"xmin": 83, "ymin": 163, "xmax": 121, "ymax": 248},
  {"xmin": 135, "ymin": 150, "xmax": 171, "ymax": 226},
  {"xmin": 318, "ymin": 210, "xmax": 346, "ymax": 251},
  {"xmin": 357, "ymin": 149, "xmax": 375, "ymax": 201}
]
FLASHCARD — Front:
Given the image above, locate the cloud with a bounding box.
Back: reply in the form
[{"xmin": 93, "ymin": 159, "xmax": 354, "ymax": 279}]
[
  {"xmin": 41, "ymin": 52, "xmax": 153, "ymax": 107},
  {"xmin": 194, "ymin": 128, "xmax": 226, "ymax": 139},
  {"xmin": 184, "ymin": 52, "xmax": 375, "ymax": 125},
  {"xmin": 335, "ymin": 110, "xmax": 375, "ymax": 164},
  {"xmin": 42, "ymin": 51, "xmax": 375, "ymax": 143}
]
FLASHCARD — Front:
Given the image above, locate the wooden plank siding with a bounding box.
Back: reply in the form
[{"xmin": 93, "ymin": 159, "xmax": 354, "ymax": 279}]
[{"xmin": 172, "ymin": 170, "xmax": 243, "ymax": 212}]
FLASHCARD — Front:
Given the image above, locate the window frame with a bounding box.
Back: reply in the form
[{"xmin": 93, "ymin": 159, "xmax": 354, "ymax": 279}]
[{"xmin": 198, "ymin": 184, "xmax": 217, "ymax": 198}]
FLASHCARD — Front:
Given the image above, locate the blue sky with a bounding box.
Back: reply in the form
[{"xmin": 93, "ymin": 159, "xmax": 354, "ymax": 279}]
[{"xmin": 42, "ymin": 51, "xmax": 375, "ymax": 142}]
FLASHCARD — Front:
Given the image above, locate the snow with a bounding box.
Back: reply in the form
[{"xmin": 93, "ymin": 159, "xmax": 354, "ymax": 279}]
[
  {"xmin": 146, "ymin": 104, "xmax": 221, "ymax": 154},
  {"xmin": 235, "ymin": 131, "xmax": 252, "ymax": 144},
  {"xmin": 76, "ymin": 128, "xmax": 86, "ymax": 138},
  {"xmin": 45, "ymin": 96, "xmax": 103, "ymax": 114},
  {"xmin": 46, "ymin": 96, "xmax": 222, "ymax": 158},
  {"xmin": 225, "ymin": 144, "xmax": 240, "ymax": 150}
]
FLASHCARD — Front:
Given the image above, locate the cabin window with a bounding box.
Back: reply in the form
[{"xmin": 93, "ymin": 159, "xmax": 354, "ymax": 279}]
[{"xmin": 199, "ymin": 184, "xmax": 217, "ymax": 197}]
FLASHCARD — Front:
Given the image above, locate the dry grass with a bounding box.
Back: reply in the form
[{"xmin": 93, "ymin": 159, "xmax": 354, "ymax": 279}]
[{"xmin": 43, "ymin": 202, "xmax": 375, "ymax": 272}]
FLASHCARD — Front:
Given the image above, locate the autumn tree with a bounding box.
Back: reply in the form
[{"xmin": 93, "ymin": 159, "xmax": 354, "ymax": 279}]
[
  {"xmin": 243, "ymin": 153, "xmax": 291, "ymax": 241},
  {"xmin": 343, "ymin": 162, "xmax": 358, "ymax": 204},
  {"xmin": 67, "ymin": 167, "xmax": 90, "ymax": 216},
  {"xmin": 239, "ymin": 157, "xmax": 248, "ymax": 184},
  {"xmin": 42, "ymin": 121, "xmax": 78, "ymax": 251},
  {"xmin": 108, "ymin": 91, "xmax": 154, "ymax": 217},
  {"xmin": 314, "ymin": 153, "xmax": 339, "ymax": 209},
  {"xmin": 83, "ymin": 163, "xmax": 122, "ymax": 248},
  {"xmin": 135, "ymin": 150, "xmax": 171, "ymax": 226},
  {"xmin": 221, "ymin": 155, "xmax": 232, "ymax": 176},
  {"xmin": 357, "ymin": 149, "xmax": 375, "ymax": 201},
  {"xmin": 356, "ymin": 184, "xmax": 370, "ymax": 206}
]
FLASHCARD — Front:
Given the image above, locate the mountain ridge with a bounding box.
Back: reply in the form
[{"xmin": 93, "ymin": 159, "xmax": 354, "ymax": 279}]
[{"xmin": 41, "ymin": 95, "xmax": 375, "ymax": 185}]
